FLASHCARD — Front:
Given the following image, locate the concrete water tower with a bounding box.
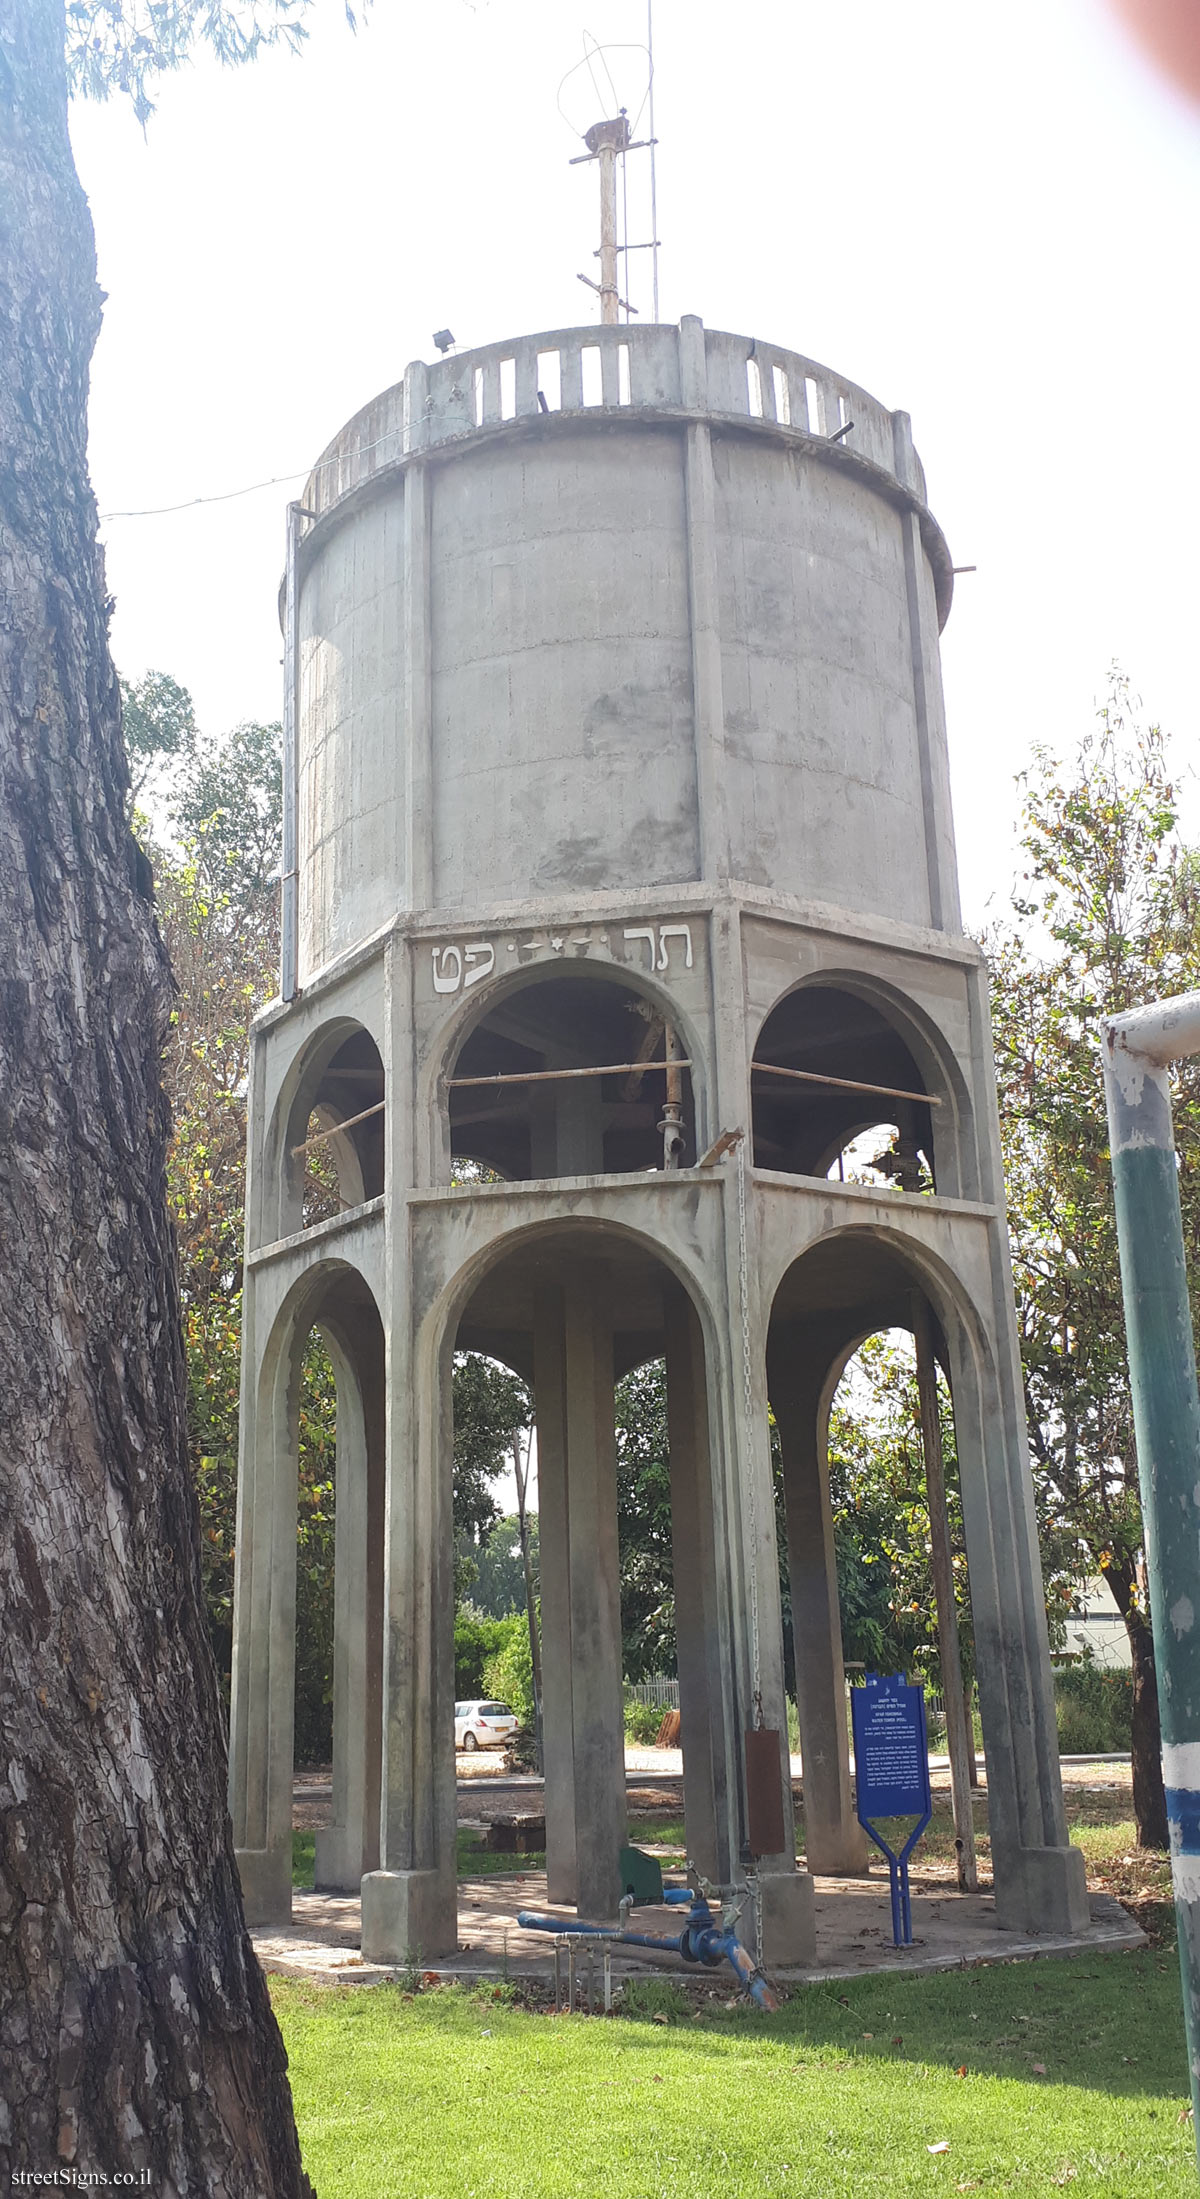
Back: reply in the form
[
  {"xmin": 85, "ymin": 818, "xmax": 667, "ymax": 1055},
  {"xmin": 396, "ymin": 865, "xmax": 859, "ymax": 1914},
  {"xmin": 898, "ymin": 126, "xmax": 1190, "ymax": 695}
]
[{"xmin": 227, "ymin": 305, "xmax": 1088, "ymax": 1963}]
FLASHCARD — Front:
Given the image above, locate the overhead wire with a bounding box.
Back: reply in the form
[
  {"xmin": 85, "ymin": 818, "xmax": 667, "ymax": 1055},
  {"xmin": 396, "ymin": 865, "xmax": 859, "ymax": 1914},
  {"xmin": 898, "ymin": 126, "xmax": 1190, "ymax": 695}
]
[{"xmin": 99, "ymin": 418, "xmax": 416, "ymax": 522}]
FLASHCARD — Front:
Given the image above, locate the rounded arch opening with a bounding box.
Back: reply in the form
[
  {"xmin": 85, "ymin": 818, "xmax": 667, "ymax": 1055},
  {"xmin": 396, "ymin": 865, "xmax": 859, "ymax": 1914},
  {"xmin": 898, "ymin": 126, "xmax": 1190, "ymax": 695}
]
[
  {"xmin": 751, "ymin": 981, "xmax": 947, "ymax": 1192},
  {"xmin": 255, "ymin": 1258, "xmax": 386, "ymax": 1893},
  {"xmin": 438, "ymin": 1215, "xmax": 736, "ymax": 1897},
  {"xmin": 443, "ymin": 967, "xmax": 697, "ymax": 1183},
  {"xmin": 275, "ymin": 1020, "xmax": 386, "ymax": 1237},
  {"xmin": 765, "ymin": 1225, "xmax": 983, "ymax": 1872}
]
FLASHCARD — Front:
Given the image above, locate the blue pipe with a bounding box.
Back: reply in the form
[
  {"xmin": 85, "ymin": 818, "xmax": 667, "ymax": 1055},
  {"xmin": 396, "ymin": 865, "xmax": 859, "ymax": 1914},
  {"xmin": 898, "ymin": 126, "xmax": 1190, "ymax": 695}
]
[{"xmin": 516, "ymin": 1895, "xmax": 779, "ymax": 2012}]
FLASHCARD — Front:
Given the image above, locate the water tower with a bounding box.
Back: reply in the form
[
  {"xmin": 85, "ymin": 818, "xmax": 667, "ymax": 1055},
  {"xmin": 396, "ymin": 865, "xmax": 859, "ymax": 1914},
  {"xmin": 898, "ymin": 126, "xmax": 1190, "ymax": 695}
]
[{"xmin": 226, "ymin": 291, "xmax": 1088, "ymax": 1961}]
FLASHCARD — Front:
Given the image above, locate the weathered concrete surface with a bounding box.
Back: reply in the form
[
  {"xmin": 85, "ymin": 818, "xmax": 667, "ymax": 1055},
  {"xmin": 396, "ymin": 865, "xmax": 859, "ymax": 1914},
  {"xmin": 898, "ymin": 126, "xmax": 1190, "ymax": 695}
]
[{"xmin": 292, "ymin": 320, "xmax": 958, "ymax": 985}]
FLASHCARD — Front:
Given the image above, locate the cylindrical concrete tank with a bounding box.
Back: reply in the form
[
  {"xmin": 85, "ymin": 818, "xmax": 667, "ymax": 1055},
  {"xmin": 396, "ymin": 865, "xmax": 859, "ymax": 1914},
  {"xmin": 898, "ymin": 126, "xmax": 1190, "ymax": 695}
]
[{"xmin": 291, "ymin": 317, "xmax": 958, "ymax": 984}]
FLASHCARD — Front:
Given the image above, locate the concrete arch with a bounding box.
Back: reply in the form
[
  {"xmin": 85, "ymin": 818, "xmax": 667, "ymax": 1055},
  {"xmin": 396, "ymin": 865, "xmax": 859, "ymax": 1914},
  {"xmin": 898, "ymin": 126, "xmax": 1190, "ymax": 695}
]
[
  {"xmin": 412, "ymin": 1207, "xmax": 744, "ymax": 1913},
  {"xmin": 230, "ymin": 1251, "xmax": 385, "ymax": 1916},
  {"xmin": 759, "ymin": 1214, "xmax": 995, "ymax": 1370},
  {"xmin": 255, "ymin": 1251, "xmax": 386, "ymax": 1411},
  {"xmin": 750, "ymin": 964, "xmax": 967, "ymax": 1107},
  {"xmin": 760, "ymin": 1209, "xmax": 1081, "ymax": 1925},
  {"xmin": 266, "ymin": 1016, "xmax": 387, "ymax": 1241},
  {"xmin": 750, "ymin": 965, "xmax": 977, "ymax": 1200},
  {"xmin": 430, "ymin": 1208, "xmax": 723, "ymax": 1371},
  {"xmin": 422, "ymin": 956, "xmax": 709, "ymax": 1185}
]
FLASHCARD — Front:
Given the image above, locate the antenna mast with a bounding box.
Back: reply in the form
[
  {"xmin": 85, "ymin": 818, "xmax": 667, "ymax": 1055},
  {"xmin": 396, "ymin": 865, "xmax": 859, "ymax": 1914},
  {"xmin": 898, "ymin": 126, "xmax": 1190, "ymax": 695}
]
[
  {"xmin": 647, "ymin": 0, "xmax": 659, "ymax": 323},
  {"xmin": 565, "ymin": 17, "xmax": 660, "ymax": 325},
  {"xmin": 582, "ymin": 116, "xmax": 631, "ymax": 325}
]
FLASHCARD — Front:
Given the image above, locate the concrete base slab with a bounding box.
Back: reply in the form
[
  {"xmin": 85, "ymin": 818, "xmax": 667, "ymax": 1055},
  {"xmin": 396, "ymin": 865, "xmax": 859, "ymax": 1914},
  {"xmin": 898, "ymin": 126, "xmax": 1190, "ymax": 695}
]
[
  {"xmin": 252, "ymin": 1870, "xmax": 1143, "ymax": 1992},
  {"xmin": 360, "ymin": 1869, "xmax": 457, "ymax": 1964}
]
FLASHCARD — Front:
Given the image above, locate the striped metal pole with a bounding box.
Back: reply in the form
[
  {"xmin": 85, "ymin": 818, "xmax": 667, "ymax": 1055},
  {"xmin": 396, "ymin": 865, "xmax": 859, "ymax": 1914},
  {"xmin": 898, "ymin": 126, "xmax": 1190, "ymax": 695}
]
[{"xmin": 1102, "ymin": 989, "xmax": 1200, "ymax": 2163}]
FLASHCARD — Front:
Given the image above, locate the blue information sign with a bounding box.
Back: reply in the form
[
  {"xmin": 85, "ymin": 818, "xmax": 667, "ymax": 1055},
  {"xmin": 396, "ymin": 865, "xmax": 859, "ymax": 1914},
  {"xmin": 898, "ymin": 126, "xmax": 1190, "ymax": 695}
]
[{"xmin": 851, "ymin": 1673, "xmax": 932, "ymax": 1947}]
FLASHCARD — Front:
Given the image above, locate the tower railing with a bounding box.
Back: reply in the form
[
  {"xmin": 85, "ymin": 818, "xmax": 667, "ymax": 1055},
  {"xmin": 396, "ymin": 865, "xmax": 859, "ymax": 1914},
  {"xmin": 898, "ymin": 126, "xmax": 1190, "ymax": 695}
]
[{"xmin": 299, "ymin": 320, "xmax": 924, "ymax": 529}]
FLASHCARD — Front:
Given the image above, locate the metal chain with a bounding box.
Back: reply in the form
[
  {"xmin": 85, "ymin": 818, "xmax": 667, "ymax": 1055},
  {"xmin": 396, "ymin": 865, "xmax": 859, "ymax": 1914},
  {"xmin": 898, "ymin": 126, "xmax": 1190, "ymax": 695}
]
[{"xmin": 736, "ymin": 1136, "xmax": 763, "ymax": 1726}]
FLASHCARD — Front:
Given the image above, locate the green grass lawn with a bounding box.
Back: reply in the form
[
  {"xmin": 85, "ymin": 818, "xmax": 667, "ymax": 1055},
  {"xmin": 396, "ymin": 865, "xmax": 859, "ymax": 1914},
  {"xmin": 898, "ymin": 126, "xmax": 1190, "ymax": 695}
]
[
  {"xmin": 274, "ymin": 1950, "xmax": 1193, "ymax": 2196},
  {"xmin": 282, "ymin": 1781, "xmax": 1187, "ymax": 2189}
]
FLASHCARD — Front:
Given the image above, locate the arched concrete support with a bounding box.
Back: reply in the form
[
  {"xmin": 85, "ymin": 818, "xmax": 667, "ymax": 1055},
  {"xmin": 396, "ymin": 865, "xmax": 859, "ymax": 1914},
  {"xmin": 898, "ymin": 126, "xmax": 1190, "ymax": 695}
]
[
  {"xmin": 746, "ymin": 961, "xmax": 980, "ymax": 1205},
  {"xmin": 229, "ymin": 1257, "xmax": 386, "ymax": 1926},
  {"xmin": 314, "ymin": 1319, "xmax": 384, "ymax": 1892},
  {"xmin": 764, "ymin": 1216, "xmax": 1088, "ymax": 1938},
  {"xmin": 362, "ymin": 1318, "xmax": 458, "ymax": 1966},
  {"xmin": 663, "ymin": 1284, "xmax": 735, "ymax": 1884},
  {"xmin": 941, "ymin": 1300, "xmax": 1089, "ymax": 1933},
  {"xmin": 228, "ymin": 1298, "xmax": 303, "ymax": 1926}
]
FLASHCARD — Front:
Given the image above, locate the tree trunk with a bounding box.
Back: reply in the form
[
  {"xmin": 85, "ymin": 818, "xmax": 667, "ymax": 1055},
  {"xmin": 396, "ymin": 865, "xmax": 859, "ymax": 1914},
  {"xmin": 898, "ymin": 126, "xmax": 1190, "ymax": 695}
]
[
  {"xmin": 0, "ymin": 3, "xmax": 312, "ymax": 2187},
  {"xmin": 1105, "ymin": 1561, "xmax": 1168, "ymax": 1850},
  {"xmin": 1126, "ymin": 1605, "xmax": 1169, "ymax": 1852}
]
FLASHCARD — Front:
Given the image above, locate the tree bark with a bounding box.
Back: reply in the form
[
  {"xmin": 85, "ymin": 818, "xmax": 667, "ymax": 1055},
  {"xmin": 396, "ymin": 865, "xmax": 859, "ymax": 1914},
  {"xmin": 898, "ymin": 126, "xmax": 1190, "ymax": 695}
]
[{"xmin": 0, "ymin": 3, "xmax": 312, "ymax": 2187}]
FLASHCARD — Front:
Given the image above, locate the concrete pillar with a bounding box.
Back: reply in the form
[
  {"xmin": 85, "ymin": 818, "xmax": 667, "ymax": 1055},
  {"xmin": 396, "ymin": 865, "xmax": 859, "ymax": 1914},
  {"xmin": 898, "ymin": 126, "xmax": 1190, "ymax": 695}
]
[
  {"xmin": 769, "ymin": 1341, "xmax": 868, "ymax": 1876},
  {"xmin": 534, "ymin": 1286, "xmax": 576, "ymax": 1904},
  {"xmin": 533, "ymin": 1277, "xmax": 625, "ymax": 1919},
  {"xmin": 946, "ymin": 1309, "xmax": 1089, "ymax": 1935},
  {"xmin": 529, "ymin": 1087, "xmax": 558, "ymax": 1181},
  {"xmin": 314, "ymin": 1323, "xmax": 384, "ymax": 1891},
  {"xmin": 362, "ymin": 1313, "xmax": 458, "ymax": 1963},
  {"xmin": 229, "ymin": 1295, "xmax": 301, "ymax": 1925},
  {"xmin": 663, "ymin": 1285, "xmax": 733, "ymax": 1883},
  {"xmin": 711, "ymin": 1131, "xmax": 816, "ymax": 1966},
  {"xmin": 555, "ymin": 1078, "xmax": 605, "ymax": 1177}
]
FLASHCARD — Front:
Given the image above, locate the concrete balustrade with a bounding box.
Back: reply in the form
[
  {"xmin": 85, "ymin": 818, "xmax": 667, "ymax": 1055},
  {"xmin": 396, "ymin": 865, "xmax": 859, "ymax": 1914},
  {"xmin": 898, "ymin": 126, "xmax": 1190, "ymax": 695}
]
[{"xmin": 297, "ymin": 318, "xmax": 925, "ymax": 529}]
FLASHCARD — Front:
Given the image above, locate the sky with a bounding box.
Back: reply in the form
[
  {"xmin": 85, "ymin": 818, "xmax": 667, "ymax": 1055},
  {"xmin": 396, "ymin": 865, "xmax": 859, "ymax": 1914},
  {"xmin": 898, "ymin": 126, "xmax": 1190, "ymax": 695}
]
[{"xmin": 71, "ymin": 0, "xmax": 1200, "ymax": 933}]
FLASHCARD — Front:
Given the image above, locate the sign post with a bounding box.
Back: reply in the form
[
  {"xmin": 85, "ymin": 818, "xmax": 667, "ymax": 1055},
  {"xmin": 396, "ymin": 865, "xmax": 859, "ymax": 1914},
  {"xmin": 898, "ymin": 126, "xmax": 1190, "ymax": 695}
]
[{"xmin": 850, "ymin": 1672, "xmax": 933, "ymax": 1946}]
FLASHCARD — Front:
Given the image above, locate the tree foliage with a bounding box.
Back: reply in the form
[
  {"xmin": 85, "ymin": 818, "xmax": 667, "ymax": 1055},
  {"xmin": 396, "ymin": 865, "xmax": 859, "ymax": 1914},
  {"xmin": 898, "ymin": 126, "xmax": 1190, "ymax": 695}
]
[
  {"xmin": 451, "ymin": 1353, "xmax": 531, "ymax": 1551},
  {"xmin": 988, "ymin": 681, "xmax": 1200, "ymax": 1846},
  {"xmin": 615, "ymin": 1358, "xmax": 676, "ymax": 1679},
  {"xmin": 66, "ymin": 0, "xmax": 314, "ymax": 124},
  {"xmin": 137, "ymin": 690, "xmax": 530, "ymax": 1736},
  {"xmin": 122, "ymin": 666, "xmax": 198, "ymax": 807},
  {"xmin": 471, "ymin": 1511, "xmax": 541, "ymax": 1620},
  {"xmin": 136, "ymin": 689, "xmax": 335, "ymax": 1749},
  {"xmin": 827, "ymin": 1336, "xmax": 975, "ymax": 1687}
]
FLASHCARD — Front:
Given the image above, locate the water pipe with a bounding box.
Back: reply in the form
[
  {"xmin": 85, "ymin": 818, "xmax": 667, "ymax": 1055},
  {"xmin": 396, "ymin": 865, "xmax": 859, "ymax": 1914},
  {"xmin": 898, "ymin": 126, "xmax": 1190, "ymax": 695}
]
[{"xmin": 517, "ymin": 1887, "xmax": 779, "ymax": 2011}]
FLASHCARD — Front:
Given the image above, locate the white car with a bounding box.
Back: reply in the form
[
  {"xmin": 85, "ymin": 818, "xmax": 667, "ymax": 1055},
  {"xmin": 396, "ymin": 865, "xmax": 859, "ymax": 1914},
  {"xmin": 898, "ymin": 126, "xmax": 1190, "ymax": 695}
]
[{"xmin": 455, "ymin": 1699, "xmax": 518, "ymax": 1752}]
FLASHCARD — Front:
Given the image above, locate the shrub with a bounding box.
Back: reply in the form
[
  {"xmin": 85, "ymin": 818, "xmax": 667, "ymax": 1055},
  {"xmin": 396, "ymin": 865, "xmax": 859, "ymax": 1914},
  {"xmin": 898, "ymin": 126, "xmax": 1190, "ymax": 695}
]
[
  {"xmin": 624, "ymin": 1699, "xmax": 664, "ymax": 1745},
  {"xmin": 482, "ymin": 1624, "xmax": 536, "ymax": 1726},
  {"xmin": 1054, "ymin": 1659, "xmax": 1133, "ymax": 1754},
  {"xmin": 456, "ymin": 1606, "xmax": 523, "ymax": 1699}
]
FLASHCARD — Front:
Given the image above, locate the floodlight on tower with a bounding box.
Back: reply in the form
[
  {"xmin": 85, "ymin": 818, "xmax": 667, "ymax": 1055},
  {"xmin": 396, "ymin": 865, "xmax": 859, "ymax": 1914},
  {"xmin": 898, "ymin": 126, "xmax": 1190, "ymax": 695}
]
[{"xmin": 558, "ymin": 18, "xmax": 659, "ymax": 324}]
